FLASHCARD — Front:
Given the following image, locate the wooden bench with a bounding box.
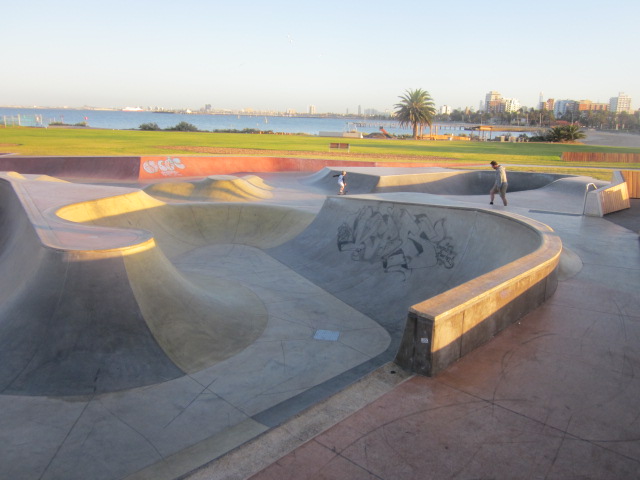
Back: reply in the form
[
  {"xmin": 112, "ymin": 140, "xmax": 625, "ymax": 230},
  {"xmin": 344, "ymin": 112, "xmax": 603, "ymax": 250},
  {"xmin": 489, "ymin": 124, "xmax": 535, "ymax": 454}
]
[{"xmin": 329, "ymin": 142, "xmax": 350, "ymax": 152}]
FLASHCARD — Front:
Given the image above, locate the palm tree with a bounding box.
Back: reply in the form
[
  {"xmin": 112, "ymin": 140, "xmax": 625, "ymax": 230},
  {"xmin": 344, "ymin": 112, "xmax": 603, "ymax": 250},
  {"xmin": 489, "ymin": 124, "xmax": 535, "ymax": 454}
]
[
  {"xmin": 394, "ymin": 88, "xmax": 436, "ymax": 139},
  {"xmin": 547, "ymin": 125, "xmax": 586, "ymax": 142},
  {"xmin": 562, "ymin": 124, "xmax": 586, "ymax": 141}
]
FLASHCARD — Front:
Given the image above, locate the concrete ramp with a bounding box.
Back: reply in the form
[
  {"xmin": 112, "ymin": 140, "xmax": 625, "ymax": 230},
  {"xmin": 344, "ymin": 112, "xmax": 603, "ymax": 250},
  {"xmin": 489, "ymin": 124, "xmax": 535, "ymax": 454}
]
[
  {"xmin": 56, "ymin": 190, "xmax": 314, "ymax": 258},
  {"xmin": 0, "ymin": 175, "xmax": 315, "ymax": 396},
  {"xmin": 269, "ymin": 195, "xmax": 561, "ymax": 372},
  {"xmin": 269, "ymin": 196, "xmax": 540, "ymax": 326},
  {"xmin": 300, "ymin": 167, "xmax": 382, "ymax": 195},
  {"xmin": 143, "ymin": 174, "xmax": 274, "ymax": 202},
  {"xmin": 302, "ymin": 167, "xmax": 571, "ymax": 196},
  {"xmin": 0, "ymin": 179, "xmax": 182, "ymax": 396}
]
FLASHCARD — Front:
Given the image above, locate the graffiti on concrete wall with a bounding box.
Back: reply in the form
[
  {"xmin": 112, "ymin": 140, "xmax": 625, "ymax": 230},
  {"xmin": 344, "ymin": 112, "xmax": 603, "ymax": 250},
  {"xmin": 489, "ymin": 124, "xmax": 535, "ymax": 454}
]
[
  {"xmin": 337, "ymin": 205, "xmax": 456, "ymax": 278},
  {"xmin": 142, "ymin": 157, "xmax": 186, "ymax": 177}
]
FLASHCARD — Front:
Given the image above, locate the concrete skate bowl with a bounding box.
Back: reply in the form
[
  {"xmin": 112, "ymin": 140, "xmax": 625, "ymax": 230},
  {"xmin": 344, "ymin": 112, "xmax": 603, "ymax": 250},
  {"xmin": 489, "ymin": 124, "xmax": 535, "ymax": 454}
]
[
  {"xmin": 268, "ymin": 196, "xmax": 562, "ymax": 375},
  {"xmin": 143, "ymin": 174, "xmax": 274, "ymax": 202},
  {"xmin": 0, "ymin": 176, "xmax": 315, "ymax": 396},
  {"xmin": 302, "ymin": 167, "xmax": 571, "ymax": 196},
  {"xmin": 0, "ymin": 170, "xmax": 560, "ymax": 398}
]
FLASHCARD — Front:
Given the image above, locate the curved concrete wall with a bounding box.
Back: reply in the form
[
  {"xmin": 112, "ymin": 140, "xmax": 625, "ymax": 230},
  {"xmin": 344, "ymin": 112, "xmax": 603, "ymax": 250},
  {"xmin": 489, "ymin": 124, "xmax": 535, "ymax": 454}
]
[
  {"xmin": 0, "ymin": 171, "xmax": 562, "ymax": 393},
  {"xmin": 0, "ymin": 179, "xmax": 183, "ymax": 396},
  {"xmin": 302, "ymin": 168, "xmax": 570, "ymax": 196},
  {"xmin": 269, "ymin": 196, "xmax": 562, "ymax": 375},
  {"xmin": 0, "ymin": 175, "xmax": 315, "ymax": 395}
]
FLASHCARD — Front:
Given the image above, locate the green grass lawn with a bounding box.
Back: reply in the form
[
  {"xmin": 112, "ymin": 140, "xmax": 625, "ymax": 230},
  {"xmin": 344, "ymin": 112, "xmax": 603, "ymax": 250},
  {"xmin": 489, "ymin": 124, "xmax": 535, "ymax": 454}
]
[{"xmin": 1, "ymin": 126, "xmax": 639, "ymax": 182}]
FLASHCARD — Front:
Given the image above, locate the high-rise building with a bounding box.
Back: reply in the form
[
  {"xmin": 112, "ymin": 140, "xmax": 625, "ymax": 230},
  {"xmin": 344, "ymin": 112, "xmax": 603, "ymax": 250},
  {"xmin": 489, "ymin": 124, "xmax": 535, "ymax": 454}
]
[
  {"xmin": 308, "ymin": 105, "xmax": 317, "ymax": 114},
  {"xmin": 504, "ymin": 98, "xmax": 521, "ymax": 113},
  {"xmin": 542, "ymin": 99, "xmax": 555, "ymax": 111},
  {"xmin": 553, "ymin": 100, "xmax": 576, "ymax": 117},
  {"xmin": 484, "ymin": 91, "xmax": 502, "ymax": 112},
  {"xmin": 484, "ymin": 91, "xmax": 520, "ymax": 114},
  {"xmin": 609, "ymin": 92, "xmax": 632, "ymax": 113},
  {"xmin": 440, "ymin": 105, "xmax": 452, "ymax": 115}
]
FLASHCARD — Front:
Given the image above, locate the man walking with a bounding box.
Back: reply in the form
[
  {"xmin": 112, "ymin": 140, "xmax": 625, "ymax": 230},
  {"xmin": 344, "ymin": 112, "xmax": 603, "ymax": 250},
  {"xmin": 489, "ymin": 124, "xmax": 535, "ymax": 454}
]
[{"xmin": 489, "ymin": 160, "xmax": 508, "ymax": 206}]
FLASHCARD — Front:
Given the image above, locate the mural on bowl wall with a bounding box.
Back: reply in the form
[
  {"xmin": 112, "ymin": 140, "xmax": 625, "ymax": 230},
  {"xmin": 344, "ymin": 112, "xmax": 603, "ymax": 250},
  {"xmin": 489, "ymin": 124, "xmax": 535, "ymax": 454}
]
[
  {"xmin": 142, "ymin": 157, "xmax": 186, "ymax": 176},
  {"xmin": 337, "ymin": 204, "xmax": 456, "ymax": 279}
]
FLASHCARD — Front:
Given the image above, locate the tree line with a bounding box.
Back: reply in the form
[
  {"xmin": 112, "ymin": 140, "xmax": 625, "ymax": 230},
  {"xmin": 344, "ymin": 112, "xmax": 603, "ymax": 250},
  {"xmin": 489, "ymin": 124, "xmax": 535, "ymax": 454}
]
[
  {"xmin": 441, "ymin": 106, "xmax": 639, "ymax": 132},
  {"xmin": 394, "ymin": 88, "xmax": 639, "ymax": 142}
]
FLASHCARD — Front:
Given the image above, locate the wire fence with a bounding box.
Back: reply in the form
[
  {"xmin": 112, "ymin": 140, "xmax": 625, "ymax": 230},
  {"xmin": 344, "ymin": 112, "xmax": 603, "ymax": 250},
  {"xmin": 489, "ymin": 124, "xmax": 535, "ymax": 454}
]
[{"xmin": 2, "ymin": 114, "xmax": 44, "ymax": 127}]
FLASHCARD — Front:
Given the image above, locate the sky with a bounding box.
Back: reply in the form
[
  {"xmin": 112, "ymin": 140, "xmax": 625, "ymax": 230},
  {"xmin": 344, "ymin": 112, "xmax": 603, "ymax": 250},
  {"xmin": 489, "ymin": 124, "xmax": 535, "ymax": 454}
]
[{"xmin": 2, "ymin": 0, "xmax": 639, "ymax": 113}]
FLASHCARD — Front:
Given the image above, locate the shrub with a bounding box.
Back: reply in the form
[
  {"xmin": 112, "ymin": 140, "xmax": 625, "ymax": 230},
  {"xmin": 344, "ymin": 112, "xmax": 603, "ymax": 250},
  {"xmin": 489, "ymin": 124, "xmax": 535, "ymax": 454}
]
[
  {"xmin": 139, "ymin": 122, "xmax": 161, "ymax": 131},
  {"xmin": 531, "ymin": 125, "xmax": 587, "ymax": 143},
  {"xmin": 165, "ymin": 122, "xmax": 199, "ymax": 132}
]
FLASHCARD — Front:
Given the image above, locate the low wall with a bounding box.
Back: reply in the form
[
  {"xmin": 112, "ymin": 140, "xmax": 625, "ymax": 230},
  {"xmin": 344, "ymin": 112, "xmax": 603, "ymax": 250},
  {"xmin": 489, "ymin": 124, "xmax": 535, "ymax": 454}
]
[
  {"xmin": 583, "ymin": 170, "xmax": 631, "ymax": 216},
  {"xmin": 394, "ymin": 216, "xmax": 561, "ymax": 376},
  {"xmin": 0, "ymin": 156, "xmax": 140, "ymax": 180},
  {"xmin": 0, "ymin": 156, "xmax": 449, "ymax": 182}
]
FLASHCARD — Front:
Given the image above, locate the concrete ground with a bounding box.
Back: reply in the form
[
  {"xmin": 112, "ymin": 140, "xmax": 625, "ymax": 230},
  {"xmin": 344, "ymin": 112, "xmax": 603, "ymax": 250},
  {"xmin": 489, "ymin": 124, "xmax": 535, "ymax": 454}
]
[
  {"xmin": 243, "ymin": 182, "xmax": 640, "ymax": 480},
  {"xmin": 0, "ymin": 165, "xmax": 638, "ymax": 480},
  {"xmin": 581, "ymin": 130, "xmax": 640, "ymax": 147}
]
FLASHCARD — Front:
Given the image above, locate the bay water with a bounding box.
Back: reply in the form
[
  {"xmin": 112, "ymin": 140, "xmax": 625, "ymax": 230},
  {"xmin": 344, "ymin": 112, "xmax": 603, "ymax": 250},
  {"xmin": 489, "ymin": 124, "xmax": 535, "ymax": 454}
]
[{"xmin": 0, "ymin": 107, "xmax": 524, "ymax": 138}]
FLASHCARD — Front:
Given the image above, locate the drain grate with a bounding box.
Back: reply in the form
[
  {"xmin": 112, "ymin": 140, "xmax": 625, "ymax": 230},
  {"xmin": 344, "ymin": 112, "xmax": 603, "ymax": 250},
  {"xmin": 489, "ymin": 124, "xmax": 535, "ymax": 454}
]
[{"xmin": 313, "ymin": 329, "xmax": 340, "ymax": 341}]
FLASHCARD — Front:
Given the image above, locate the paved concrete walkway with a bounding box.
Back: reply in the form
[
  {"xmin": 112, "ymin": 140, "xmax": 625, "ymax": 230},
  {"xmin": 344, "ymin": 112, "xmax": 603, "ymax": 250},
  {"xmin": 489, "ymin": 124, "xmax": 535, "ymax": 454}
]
[{"xmin": 243, "ymin": 183, "xmax": 640, "ymax": 480}]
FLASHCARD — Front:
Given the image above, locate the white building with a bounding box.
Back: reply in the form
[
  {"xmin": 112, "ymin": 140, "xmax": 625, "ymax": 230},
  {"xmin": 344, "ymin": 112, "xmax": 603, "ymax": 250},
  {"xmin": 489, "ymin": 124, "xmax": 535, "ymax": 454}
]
[
  {"xmin": 440, "ymin": 105, "xmax": 452, "ymax": 115},
  {"xmin": 308, "ymin": 105, "xmax": 317, "ymax": 114},
  {"xmin": 504, "ymin": 98, "xmax": 521, "ymax": 113},
  {"xmin": 609, "ymin": 93, "xmax": 632, "ymax": 113}
]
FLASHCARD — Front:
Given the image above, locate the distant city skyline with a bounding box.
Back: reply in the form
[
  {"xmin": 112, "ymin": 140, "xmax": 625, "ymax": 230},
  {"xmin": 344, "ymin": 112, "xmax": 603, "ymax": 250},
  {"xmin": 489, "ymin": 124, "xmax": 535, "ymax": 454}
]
[
  {"xmin": 2, "ymin": 87, "xmax": 633, "ymax": 117},
  {"xmin": 3, "ymin": 0, "xmax": 638, "ymax": 114}
]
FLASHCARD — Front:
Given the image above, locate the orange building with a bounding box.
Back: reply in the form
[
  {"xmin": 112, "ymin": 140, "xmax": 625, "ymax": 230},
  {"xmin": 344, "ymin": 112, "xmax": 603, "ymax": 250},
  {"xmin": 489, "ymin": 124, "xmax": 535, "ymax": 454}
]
[{"xmin": 577, "ymin": 100, "xmax": 609, "ymax": 111}]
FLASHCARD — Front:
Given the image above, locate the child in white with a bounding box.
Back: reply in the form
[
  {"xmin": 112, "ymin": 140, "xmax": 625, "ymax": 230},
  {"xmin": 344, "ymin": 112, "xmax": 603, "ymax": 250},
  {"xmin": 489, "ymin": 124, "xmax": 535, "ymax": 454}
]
[{"xmin": 338, "ymin": 171, "xmax": 347, "ymax": 195}]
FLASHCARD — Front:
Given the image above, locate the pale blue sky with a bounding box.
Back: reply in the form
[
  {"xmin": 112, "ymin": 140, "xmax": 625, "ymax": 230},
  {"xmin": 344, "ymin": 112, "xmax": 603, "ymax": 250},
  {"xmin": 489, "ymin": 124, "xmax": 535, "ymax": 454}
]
[{"xmin": 3, "ymin": 0, "xmax": 638, "ymax": 113}]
